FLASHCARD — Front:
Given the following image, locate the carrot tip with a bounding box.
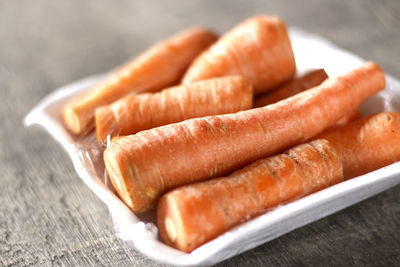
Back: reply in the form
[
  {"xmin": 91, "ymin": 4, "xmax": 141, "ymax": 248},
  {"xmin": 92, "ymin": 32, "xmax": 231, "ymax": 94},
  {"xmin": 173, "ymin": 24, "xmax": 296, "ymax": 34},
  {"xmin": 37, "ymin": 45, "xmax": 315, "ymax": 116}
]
[
  {"xmin": 165, "ymin": 217, "xmax": 177, "ymax": 243},
  {"xmin": 104, "ymin": 149, "xmax": 135, "ymax": 210},
  {"xmin": 95, "ymin": 106, "xmax": 118, "ymax": 143},
  {"xmin": 63, "ymin": 107, "xmax": 81, "ymax": 135}
]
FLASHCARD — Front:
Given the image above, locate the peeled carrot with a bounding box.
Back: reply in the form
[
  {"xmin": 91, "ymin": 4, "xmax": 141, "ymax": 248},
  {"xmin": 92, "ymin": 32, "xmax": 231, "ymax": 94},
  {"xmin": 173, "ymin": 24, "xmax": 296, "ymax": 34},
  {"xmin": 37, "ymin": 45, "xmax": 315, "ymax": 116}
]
[
  {"xmin": 182, "ymin": 16, "xmax": 296, "ymax": 94},
  {"xmin": 316, "ymin": 112, "xmax": 400, "ymax": 179},
  {"xmin": 157, "ymin": 139, "xmax": 343, "ymax": 252},
  {"xmin": 254, "ymin": 68, "xmax": 360, "ymax": 127},
  {"xmin": 254, "ymin": 69, "xmax": 328, "ymax": 107},
  {"xmin": 63, "ymin": 28, "xmax": 217, "ymax": 135},
  {"xmin": 104, "ymin": 62, "xmax": 385, "ymax": 213},
  {"xmin": 95, "ymin": 76, "xmax": 253, "ymax": 142}
]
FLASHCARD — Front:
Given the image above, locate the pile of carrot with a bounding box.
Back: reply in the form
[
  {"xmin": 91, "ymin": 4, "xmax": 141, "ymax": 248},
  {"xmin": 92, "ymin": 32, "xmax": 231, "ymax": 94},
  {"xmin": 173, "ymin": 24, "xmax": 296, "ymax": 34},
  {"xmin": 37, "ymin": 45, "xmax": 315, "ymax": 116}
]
[
  {"xmin": 104, "ymin": 61, "xmax": 384, "ymax": 212},
  {"xmin": 61, "ymin": 15, "xmax": 400, "ymax": 253}
]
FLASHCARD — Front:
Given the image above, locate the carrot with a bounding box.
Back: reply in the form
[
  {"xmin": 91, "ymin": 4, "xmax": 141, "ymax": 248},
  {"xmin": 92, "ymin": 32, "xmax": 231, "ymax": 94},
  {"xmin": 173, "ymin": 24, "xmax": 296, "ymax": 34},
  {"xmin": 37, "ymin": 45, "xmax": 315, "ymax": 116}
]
[
  {"xmin": 315, "ymin": 112, "xmax": 400, "ymax": 179},
  {"xmin": 157, "ymin": 139, "xmax": 343, "ymax": 252},
  {"xmin": 182, "ymin": 16, "xmax": 296, "ymax": 94},
  {"xmin": 95, "ymin": 76, "xmax": 253, "ymax": 142},
  {"xmin": 63, "ymin": 28, "xmax": 217, "ymax": 135},
  {"xmin": 104, "ymin": 62, "xmax": 385, "ymax": 213},
  {"xmin": 253, "ymin": 68, "xmax": 360, "ymax": 128},
  {"xmin": 254, "ymin": 68, "xmax": 360, "ymax": 127},
  {"xmin": 253, "ymin": 69, "xmax": 328, "ymax": 107}
]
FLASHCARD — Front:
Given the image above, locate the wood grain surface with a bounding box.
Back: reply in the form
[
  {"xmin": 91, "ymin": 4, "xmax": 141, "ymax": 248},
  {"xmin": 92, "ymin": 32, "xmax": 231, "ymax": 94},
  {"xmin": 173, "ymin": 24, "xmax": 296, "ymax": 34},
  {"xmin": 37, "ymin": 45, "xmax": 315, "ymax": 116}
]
[{"xmin": 1, "ymin": 0, "xmax": 400, "ymax": 266}]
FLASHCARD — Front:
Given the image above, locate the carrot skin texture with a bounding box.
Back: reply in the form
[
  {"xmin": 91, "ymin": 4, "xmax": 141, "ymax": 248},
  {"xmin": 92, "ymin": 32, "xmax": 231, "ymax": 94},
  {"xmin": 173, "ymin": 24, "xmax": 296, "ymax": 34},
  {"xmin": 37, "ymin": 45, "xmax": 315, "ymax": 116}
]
[
  {"xmin": 95, "ymin": 76, "xmax": 253, "ymax": 142},
  {"xmin": 63, "ymin": 28, "xmax": 217, "ymax": 135},
  {"xmin": 157, "ymin": 139, "xmax": 343, "ymax": 252},
  {"xmin": 316, "ymin": 112, "xmax": 400, "ymax": 179},
  {"xmin": 254, "ymin": 69, "xmax": 328, "ymax": 107},
  {"xmin": 104, "ymin": 62, "xmax": 385, "ymax": 213},
  {"xmin": 182, "ymin": 16, "xmax": 296, "ymax": 94}
]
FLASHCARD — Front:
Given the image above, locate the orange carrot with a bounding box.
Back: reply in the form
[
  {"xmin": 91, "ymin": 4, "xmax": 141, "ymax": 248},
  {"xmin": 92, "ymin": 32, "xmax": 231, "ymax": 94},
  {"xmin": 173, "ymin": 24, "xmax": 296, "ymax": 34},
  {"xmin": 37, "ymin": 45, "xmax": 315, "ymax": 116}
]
[
  {"xmin": 63, "ymin": 28, "xmax": 217, "ymax": 135},
  {"xmin": 104, "ymin": 62, "xmax": 385, "ymax": 213},
  {"xmin": 157, "ymin": 139, "xmax": 343, "ymax": 252},
  {"xmin": 253, "ymin": 68, "xmax": 360, "ymax": 127},
  {"xmin": 182, "ymin": 16, "xmax": 296, "ymax": 94},
  {"xmin": 254, "ymin": 69, "xmax": 328, "ymax": 107},
  {"xmin": 95, "ymin": 76, "xmax": 253, "ymax": 142},
  {"xmin": 253, "ymin": 68, "xmax": 360, "ymax": 128},
  {"xmin": 315, "ymin": 112, "xmax": 400, "ymax": 179}
]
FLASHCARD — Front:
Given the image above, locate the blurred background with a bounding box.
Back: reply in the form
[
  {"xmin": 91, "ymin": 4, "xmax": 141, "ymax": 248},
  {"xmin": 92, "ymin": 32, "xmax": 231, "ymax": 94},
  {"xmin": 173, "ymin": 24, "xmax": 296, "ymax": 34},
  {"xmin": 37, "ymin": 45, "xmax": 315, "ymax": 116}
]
[{"xmin": 1, "ymin": 0, "xmax": 399, "ymax": 266}]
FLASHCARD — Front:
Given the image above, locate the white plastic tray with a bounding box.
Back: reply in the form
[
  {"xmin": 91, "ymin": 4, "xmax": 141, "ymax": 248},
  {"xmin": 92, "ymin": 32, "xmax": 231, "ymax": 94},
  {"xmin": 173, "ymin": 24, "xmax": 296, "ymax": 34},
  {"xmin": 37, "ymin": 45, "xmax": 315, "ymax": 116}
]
[{"xmin": 24, "ymin": 28, "xmax": 400, "ymax": 266}]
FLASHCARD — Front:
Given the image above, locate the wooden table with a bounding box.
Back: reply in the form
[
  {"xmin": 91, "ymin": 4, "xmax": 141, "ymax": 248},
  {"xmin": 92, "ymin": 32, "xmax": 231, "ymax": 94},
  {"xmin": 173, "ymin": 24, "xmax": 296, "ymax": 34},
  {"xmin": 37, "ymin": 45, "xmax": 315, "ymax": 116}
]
[{"xmin": 1, "ymin": 0, "xmax": 399, "ymax": 265}]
